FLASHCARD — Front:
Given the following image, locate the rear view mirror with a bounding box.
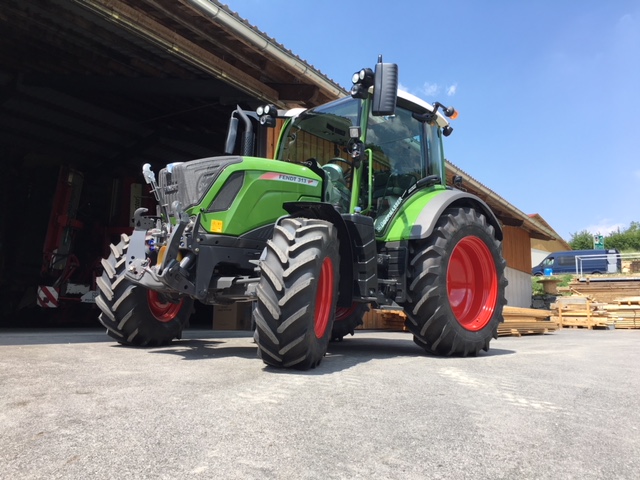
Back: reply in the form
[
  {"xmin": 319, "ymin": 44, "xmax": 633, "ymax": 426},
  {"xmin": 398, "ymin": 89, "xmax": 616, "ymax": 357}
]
[{"xmin": 372, "ymin": 57, "xmax": 398, "ymax": 116}]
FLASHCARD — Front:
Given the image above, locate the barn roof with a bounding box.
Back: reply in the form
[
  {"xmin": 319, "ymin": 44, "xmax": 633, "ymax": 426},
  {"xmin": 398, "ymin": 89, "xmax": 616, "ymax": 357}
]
[{"xmin": 0, "ymin": 0, "xmax": 557, "ymax": 241}]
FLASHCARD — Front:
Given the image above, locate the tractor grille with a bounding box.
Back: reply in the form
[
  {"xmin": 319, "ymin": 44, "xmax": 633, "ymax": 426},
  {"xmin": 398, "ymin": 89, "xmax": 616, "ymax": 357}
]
[{"xmin": 159, "ymin": 156, "xmax": 243, "ymax": 211}]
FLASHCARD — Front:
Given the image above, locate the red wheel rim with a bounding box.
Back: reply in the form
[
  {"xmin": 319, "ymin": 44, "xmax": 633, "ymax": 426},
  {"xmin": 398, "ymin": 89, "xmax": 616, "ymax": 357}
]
[
  {"xmin": 147, "ymin": 290, "xmax": 183, "ymax": 323},
  {"xmin": 335, "ymin": 303, "xmax": 357, "ymax": 322},
  {"xmin": 446, "ymin": 236, "xmax": 498, "ymax": 331},
  {"xmin": 314, "ymin": 257, "xmax": 335, "ymax": 338}
]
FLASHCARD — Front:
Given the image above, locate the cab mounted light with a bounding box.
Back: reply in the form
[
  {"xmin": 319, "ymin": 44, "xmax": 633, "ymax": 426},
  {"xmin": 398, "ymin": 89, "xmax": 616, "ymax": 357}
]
[
  {"xmin": 432, "ymin": 101, "xmax": 459, "ymax": 119},
  {"xmin": 350, "ymin": 67, "xmax": 374, "ymax": 99},
  {"xmin": 256, "ymin": 104, "xmax": 278, "ymax": 127},
  {"xmin": 431, "ymin": 102, "xmax": 458, "ymax": 136}
]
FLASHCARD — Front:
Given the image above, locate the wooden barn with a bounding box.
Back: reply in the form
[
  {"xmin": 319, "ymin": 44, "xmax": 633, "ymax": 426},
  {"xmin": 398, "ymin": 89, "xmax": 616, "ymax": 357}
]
[{"xmin": 0, "ymin": 0, "xmax": 561, "ymax": 323}]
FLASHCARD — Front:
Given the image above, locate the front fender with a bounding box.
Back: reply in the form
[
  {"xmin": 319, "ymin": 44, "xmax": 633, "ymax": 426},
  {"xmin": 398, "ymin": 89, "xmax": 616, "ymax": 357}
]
[{"xmin": 379, "ymin": 189, "xmax": 503, "ymax": 242}]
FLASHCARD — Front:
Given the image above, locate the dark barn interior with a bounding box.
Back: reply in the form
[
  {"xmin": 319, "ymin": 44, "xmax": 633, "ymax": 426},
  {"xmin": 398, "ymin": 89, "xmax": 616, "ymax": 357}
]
[{"xmin": 0, "ymin": 0, "xmax": 344, "ymax": 325}]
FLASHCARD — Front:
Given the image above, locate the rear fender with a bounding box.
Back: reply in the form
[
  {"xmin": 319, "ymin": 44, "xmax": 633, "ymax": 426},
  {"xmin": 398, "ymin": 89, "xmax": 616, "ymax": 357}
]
[
  {"xmin": 383, "ymin": 189, "xmax": 503, "ymax": 242},
  {"xmin": 415, "ymin": 189, "xmax": 502, "ymax": 241}
]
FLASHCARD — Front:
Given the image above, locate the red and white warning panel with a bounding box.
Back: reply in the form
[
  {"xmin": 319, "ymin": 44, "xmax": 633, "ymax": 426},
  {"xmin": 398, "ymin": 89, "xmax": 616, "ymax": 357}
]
[{"xmin": 37, "ymin": 286, "xmax": 59, "ymax": 308}]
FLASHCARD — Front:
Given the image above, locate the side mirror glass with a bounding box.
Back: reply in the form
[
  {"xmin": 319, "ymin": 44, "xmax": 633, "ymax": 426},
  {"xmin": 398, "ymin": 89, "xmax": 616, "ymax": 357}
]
[{"xmin": 372, "ymin": 59, "xmax": 398, "ymax": 116}]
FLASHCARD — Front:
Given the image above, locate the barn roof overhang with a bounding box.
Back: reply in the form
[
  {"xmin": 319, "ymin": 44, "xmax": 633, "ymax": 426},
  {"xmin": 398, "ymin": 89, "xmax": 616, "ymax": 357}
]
[
  {"xmin": 0, "ymin": 0, "xmax": 556, "ymax": 243},
  {"xmin": 0, "ymin": 0, "xmax": 347, "ymax": 170}
]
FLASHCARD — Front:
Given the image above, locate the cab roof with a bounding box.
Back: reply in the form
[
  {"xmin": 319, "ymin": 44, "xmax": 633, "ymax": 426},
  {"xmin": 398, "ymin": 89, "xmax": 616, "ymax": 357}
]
[{"xmin": 284, "ymin": 90, "xmax": 451, "ymax": 128}]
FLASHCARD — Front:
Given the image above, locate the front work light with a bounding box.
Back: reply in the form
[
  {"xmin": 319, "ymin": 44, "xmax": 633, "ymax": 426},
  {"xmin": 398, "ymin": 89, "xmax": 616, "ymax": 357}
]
[
  {"xmin": 350, "ymin": 68, "xmax": 374, "ymax": 99},
  {"xmin": 256, "ymin": 104, "xmax": 278, "ymax": 127}
]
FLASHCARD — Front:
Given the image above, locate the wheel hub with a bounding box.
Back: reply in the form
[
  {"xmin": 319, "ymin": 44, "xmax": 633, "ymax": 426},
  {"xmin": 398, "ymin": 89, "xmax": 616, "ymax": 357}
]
[
  {"xmin": 447, "ymin": 236, "xmax": 498, "ymax": 331},
  {"xmin": 147, "ymin": 290, "xmax": 184, "ymax": 323}
]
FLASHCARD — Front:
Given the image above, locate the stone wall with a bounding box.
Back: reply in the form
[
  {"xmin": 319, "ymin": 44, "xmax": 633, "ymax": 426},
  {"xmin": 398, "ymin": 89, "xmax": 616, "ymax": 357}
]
[{"xmin": 531, "ymin": 294, "xmax": 557, "ymax": 310}]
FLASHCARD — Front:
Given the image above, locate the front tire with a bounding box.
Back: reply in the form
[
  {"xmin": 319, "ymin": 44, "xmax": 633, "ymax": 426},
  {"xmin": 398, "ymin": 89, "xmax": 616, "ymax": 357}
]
[
  {"xmin": 254, "ymin": 218, "xmax": 340, "ymax": 369},
  {"xmin": 96, "ymin": 234, "xmax": 193, "ymax": 346},
  {"xmin": 403, "ymin": 207, "xmax": 507, "ymax": 356}
]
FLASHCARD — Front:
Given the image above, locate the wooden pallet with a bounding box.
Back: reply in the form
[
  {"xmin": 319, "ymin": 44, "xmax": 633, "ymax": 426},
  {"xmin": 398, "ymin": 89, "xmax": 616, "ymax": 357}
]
[
  {"xmin": 358, "ymin": 308, "xmax": 407, "ymax": 331},
  {"xmin": 497, "ymin": 324, "xmax": 559, "ymax": 337},
  {"xmin": 551, "ymin": 316, "xmax": 611, "ymax": 330},
  {"xmin": 603, "ymin": 297, "xmax": 640, "ymax": 329},
  {"xmin": 551, "ymin": 295, "xmax": 612, "ymax": 329},
  {"xmin": 499, "ymin": 306, "xmax": 559, "ymax": 337},
  {"xmin": 613, "ymin": 296, "xmax": 640, "ymax": 306},
  {"xmin": 607, "ymin": 319, "xmax": 640, "ymax": 329}
]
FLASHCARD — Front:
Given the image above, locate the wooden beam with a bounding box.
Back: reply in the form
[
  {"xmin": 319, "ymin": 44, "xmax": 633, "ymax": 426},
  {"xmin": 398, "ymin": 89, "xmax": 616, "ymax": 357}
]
[
  {"xmin": 74, "ymin": 0, "xmax": 279, "ymax": 103},
  {"xmin": 499, "ymin": 216, "xmax": 525, "ymax": 227},
  {"xmin": 267, "ymin": 83, "xmax": 319, "ymax": 103},
  {"xmin": 145, "ymin": 0, "xmax": 272, "ymax": 76},
  {"xmin": 22, "ymin": 74, "xmax": 249, "ymax": 99}
]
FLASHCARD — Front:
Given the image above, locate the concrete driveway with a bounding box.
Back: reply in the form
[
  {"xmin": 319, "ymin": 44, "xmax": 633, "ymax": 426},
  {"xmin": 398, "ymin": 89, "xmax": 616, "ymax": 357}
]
[{"xmin": 1, "ymin": 327, "xmax": 639, "ymax": 479}]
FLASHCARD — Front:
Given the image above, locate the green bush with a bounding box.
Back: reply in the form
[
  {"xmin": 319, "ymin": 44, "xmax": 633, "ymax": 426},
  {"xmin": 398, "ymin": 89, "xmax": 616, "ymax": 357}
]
[{"xmin": 569, "ymin": 222, "xmax": 640, "ymax": 251}]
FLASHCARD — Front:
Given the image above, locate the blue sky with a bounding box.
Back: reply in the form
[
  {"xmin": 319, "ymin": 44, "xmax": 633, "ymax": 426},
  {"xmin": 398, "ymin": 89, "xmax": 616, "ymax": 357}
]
[{"xmin": 222, "ymin": 0, "xmax": 640, "ymax": 241}]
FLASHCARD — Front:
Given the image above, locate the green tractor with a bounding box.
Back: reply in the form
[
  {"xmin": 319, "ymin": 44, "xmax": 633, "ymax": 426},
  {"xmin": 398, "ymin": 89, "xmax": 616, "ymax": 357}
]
[{"xmin": 96, "ymin": 57, "xmax": 507, "ymax": 369}]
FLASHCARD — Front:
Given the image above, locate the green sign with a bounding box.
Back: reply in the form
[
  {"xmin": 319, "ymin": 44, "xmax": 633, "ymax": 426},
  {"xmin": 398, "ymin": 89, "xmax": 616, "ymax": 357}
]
[{"xmin": 593, "ymin": 234, "xmax": 604, "ymax": 250}]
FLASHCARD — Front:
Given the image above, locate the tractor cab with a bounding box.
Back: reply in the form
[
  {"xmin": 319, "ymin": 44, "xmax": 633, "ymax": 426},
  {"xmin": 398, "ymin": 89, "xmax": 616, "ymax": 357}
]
[
  {"xmin": 226, "ymin": 56, "xmax": 458, "ymax": 231},
  {"xmin": 271, "ymin": 79, "xmax": 457, "ymax": 233}
]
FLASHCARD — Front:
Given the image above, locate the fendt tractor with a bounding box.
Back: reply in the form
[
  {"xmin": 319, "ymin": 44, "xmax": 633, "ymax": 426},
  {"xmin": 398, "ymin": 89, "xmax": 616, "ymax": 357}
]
[{"xmin": 97, "ymin": 57, "xmax": 508, "ymax": 369}]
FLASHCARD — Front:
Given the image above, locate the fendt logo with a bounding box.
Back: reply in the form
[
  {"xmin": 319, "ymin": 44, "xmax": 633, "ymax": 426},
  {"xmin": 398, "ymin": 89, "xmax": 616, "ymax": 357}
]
[
  {"xmin": 260, "ymin": 172, "xmax": 319, "ymax": 187},
  {"xmin": 375, "ymin": 196, "xmax": 404, "ymax": 233}
]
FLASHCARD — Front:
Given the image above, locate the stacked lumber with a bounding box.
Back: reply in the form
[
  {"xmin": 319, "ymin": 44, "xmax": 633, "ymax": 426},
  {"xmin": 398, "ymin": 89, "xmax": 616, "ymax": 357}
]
[
  {"xmin": 556, "ymin": 279, "xmax": 640, "ymax": 329},
  {"xmin": 359, "ymin": 306, "xmax": 560, "ymax": 336},
  {"xmin": 568, "ymin": 279, "xmax": 640, "ymax": 305},
  {"xmin": 551, "ymin": 296, "xmax": 611, "ymax": 329},
  {"xmin": 603, "ymin": 296, "xmax": 640, "ymax": 329},
  {"xmin": 359, "ymin": 308, "xmax": 407, "ymax": 331},
  {"xmin": 499, "ymin": 306, "xmax": 559, "ymax": 337}
]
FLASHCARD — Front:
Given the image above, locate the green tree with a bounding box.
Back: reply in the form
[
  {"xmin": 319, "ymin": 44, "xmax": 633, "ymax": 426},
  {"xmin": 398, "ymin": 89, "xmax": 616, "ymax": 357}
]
[
  {"xmin": 606, "ymin": 222, "xmax": 640, "ymax": 252},
  {"xmin": 568, "ymin": 223, "xmax": 640, "ymax": 252},
  {"xmin": 569, "ymin": 230, "xmax": 594, "ymax": 250}
]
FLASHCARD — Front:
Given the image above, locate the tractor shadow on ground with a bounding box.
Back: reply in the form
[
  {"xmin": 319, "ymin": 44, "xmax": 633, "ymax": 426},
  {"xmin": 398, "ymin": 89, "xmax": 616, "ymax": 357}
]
[
  {"xmin": 139, "ymin": 330, "xmax": 515, "ymax": 373},
  {"xmin": 263, "ymin": 333, "xmax": 516, "ymax": 376},
  {"xmin": 143, "ymin": 334, "xmax": 258, "ymax": 361}
]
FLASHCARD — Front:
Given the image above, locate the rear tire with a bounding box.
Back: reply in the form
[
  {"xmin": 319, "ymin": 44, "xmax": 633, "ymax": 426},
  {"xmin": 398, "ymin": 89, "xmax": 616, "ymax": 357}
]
[
  {"xmin": 331, "ymin": 303, "xmax": 369, "ymax": 341},
  {"xmin": 254, "ymin": 218, "xmax": 340, "ymax": 369},
  {"xmin": 96, "ymin": 234, "xmax": 193, "ymax": 346},
  {"xmin": 403, "ymin": 207, "xmax": 507, "ymax": 356}
]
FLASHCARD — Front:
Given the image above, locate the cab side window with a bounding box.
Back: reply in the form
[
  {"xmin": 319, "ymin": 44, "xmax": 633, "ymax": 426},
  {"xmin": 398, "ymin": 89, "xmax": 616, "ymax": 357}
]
[{"xmin": 365, "ymin": 105, "xmax": 425, "ymax": 219}]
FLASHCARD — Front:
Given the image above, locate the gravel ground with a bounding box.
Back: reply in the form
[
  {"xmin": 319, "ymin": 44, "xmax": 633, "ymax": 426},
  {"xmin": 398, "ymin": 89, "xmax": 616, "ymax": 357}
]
[{"xmin": 1, "ymin": 327, "xmax": 639, "ymax": 480}]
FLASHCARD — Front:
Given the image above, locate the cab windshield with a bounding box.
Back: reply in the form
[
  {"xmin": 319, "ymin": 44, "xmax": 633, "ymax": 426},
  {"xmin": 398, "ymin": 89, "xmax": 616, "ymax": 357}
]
[
  {"xmin": 277, "ymin": 96, "xmax": 361, "ymax": 165},
  {"xmin": 277, "ymin": 97, "xmax": 361, "ymax": 212}
]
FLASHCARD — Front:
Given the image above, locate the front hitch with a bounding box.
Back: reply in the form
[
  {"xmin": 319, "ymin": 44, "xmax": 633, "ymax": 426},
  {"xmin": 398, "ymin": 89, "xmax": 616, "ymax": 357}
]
[
  {"xmin": 126, "ymin": 203, "xmax": 198, "ymax": 296},
  {"xmin": 124, "ymin": 204, "xmax": 261, "ymax": 303}
]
